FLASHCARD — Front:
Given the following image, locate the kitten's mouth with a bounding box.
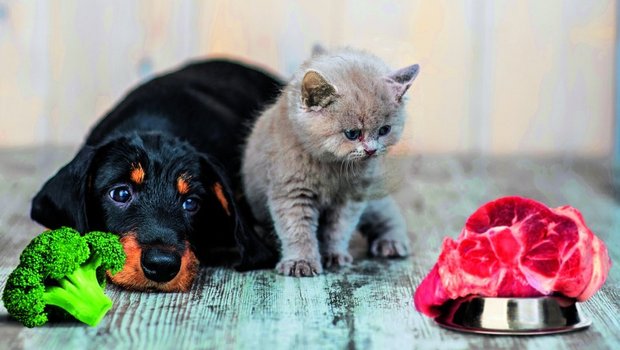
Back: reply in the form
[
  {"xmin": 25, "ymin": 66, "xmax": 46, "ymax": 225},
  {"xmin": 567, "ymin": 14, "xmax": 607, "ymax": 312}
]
[{"xmin": 348, "ymin": 152, "xmax": 379, "ymax": 162}]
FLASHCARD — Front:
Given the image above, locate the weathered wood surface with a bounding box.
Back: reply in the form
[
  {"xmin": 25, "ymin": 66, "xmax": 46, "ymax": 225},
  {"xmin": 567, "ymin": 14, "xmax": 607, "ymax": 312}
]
[{"xmin": 0, "ymin": 147, "xmax": 618, "ymax": 350}]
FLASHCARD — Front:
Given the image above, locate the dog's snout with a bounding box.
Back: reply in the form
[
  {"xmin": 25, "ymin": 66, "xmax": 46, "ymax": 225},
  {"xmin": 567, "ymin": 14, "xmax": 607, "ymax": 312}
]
[{"xmin": 140, "ymin": 249, "xmax": 181, "ymax": 283}]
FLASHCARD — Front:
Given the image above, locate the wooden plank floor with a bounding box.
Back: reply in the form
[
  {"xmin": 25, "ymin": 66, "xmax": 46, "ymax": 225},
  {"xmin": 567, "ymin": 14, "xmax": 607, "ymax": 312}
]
[{"xmin": 0, "ymin": 147, "xmax": 619, "ymax": 350}]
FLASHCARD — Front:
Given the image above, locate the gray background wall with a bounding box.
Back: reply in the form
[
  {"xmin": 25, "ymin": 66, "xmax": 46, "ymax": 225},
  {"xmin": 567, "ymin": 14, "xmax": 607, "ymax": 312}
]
[{"xmin": 0, "ymin": 0, "xmax": 615, "ymax": 156}]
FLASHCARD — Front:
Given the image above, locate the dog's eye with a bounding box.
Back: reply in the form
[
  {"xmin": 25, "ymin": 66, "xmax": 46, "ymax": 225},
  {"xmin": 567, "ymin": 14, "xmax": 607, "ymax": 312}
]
[
  {"xmin": 109, "ymin": 186, "xmax": 132, "ymax": 204},
  {"xmin": 182, "ymin": 197, "xmax": 200, "ymax": 213}
]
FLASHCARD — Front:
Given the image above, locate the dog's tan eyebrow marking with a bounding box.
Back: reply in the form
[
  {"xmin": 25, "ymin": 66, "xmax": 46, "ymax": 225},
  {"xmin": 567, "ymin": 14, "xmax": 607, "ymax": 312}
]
[
  {"xmin": 130, "ymin": 163, "xmax": 145, "ymax": 185},
  {"xmin": 177, "ymin": 175, "xmax": 191, "ymax": 195},
  {"xmin": 212, "ymin": 182, "xmax": 231, "ymax": 216}
]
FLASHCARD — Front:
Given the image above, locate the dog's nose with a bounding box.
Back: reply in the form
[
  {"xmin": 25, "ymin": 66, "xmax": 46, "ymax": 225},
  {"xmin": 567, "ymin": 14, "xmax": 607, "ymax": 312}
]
[{"xmin": 141, "ymin": 249, "xmax": 181, "ymax": 283}]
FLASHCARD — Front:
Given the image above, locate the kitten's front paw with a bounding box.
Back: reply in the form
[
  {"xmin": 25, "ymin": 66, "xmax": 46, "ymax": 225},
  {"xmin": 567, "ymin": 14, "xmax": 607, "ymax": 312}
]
[
  {"xmin": 370, "ymin": 238, "xmax": 409, "ymax": 258},
  {"xmin": 276, "ymin": 259, "xmax": 323, "ymax": 277},
  {"xmin": 322, "ymin": 251, "xmax": 353, "ymax": 269}
]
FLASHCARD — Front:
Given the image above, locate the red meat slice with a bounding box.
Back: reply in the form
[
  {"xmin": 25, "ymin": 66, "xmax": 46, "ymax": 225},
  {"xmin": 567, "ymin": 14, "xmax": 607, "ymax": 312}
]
[{"xmin": 414, "ymin": 196, "xmax": 611, "ymax": 318}]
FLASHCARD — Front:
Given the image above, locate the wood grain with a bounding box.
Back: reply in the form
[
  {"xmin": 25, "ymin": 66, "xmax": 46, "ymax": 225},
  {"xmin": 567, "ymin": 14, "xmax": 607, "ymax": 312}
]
[{"xmin": 0, "ymin": 148, "xmax": 618, "ymax": 349}]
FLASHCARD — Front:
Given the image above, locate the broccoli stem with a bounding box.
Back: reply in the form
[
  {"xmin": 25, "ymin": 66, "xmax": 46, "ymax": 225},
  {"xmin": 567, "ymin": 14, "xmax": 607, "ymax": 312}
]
[{"xmin": 42, "ymin": 255, "xmax": 113, "ymax": 326}]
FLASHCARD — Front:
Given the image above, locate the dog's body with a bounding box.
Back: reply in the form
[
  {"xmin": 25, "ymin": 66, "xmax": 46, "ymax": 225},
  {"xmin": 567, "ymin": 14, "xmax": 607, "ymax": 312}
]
[{"xmin": 31, "ymin": 60, "xmax": 282, "ymax": 291}]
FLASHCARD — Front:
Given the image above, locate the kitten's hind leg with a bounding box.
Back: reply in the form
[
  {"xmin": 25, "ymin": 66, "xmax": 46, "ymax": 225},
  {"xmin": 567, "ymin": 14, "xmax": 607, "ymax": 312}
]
[{"xmin": 359, "ymin": 196, "xmax": 410, "ymax": 258}]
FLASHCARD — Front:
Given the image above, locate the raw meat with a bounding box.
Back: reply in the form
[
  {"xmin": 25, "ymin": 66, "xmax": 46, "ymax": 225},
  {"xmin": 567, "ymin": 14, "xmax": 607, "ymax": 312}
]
[{"xmin": 414, "ymin": 196, "xmax": 611, "ymax": 318}]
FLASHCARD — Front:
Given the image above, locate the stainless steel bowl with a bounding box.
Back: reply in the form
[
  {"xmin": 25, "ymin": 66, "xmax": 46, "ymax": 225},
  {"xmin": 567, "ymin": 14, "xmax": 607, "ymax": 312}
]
[{"xmin": 434, "ymin": 296, "xmax": 591, "ymax": 335}]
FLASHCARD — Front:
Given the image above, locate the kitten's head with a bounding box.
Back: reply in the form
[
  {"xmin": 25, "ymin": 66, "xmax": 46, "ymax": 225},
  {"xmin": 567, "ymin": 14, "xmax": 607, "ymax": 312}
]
[{"xmin": 288, "ymin": 48, "xmax": 419, "ymax": 162}]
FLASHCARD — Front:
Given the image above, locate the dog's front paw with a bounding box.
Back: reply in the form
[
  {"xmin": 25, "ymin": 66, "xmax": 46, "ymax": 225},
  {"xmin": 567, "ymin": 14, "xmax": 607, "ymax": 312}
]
[
  {"xmin": 322, "ymin": 251, "xmax": 353, "ymax": 269},
  {"xmin": 276, "ymin": 259, "xmax": 323, "ymax": 277},
  {"xmin": 370, "ymin": 238, "xmax": 409, "ymax": 258}
]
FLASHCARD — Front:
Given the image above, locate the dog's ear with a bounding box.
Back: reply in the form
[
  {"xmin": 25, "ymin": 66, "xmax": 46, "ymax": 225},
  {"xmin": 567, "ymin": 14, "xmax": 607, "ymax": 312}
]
[
  {"xmin": 199, "ymin": 155, "xmax": 277, "ymax": 270},
  {"xmin": 31, "ymin": 146, "xmax": 97, "ymax": 233},
  {"xmin": 232, "ymin": 197, "xmax": 278, "ymax": 271}
]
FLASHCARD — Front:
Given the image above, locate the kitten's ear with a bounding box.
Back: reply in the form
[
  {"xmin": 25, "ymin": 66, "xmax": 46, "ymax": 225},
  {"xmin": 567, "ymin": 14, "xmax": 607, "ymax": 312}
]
[
  {"xmin": 385, "ymin": 64, "xmax": 420, "ymax": 103},
  {"xmin": 301, "ymin": 70, "xmax": 338, "ymax": 111}
]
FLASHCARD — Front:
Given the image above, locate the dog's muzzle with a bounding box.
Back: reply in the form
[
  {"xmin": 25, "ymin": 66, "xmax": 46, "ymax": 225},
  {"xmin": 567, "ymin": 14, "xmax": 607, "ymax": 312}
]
[{"xmin": 108, "ymin": 234, "xmax": 199, "ymax": 292}]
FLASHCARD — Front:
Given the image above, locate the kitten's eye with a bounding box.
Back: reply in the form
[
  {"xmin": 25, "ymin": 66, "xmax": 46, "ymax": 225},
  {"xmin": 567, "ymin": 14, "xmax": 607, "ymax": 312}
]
[
  {"xmin": 378, "ymin": 125, "xmax": 391, "ymax": 136},
  {"xmin": 182, "ymin": 197, "xmax": 200, "ymax": 213},
  {"xmin": 109, "ymin": 185, "xmax": 132, "ymax": 204},
  {"xmin": 344, "ymin": 129, "xmax": 361, "ymax": 141}
]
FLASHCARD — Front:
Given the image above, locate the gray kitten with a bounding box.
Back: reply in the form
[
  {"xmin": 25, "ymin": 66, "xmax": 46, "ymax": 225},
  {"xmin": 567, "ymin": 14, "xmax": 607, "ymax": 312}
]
[{"xmin": 242, "ymin": 47, "xmax": 419, "ymax": 277}]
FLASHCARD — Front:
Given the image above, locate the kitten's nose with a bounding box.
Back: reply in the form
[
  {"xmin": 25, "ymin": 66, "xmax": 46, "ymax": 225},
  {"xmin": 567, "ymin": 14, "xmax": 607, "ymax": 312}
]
[{"xmin": 364, "ymin": 149, "xmax": 376, "ymax": 156}]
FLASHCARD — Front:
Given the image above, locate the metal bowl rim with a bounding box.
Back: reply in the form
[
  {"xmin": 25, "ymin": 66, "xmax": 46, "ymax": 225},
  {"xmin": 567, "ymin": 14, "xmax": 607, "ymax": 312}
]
[
  {"xmin": 433, "ymin": 296, "xmax": 592, "ymax": 335},
  {"xmin": 434, "ymin": 315, "xmax": 592, "ymax": 335}
]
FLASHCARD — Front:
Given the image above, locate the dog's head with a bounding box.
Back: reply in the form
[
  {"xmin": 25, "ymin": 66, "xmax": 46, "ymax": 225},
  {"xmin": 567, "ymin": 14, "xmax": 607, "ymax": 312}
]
[{"xmin": 31, "ymin": 132, "xmax": 265, "ymax": 291}]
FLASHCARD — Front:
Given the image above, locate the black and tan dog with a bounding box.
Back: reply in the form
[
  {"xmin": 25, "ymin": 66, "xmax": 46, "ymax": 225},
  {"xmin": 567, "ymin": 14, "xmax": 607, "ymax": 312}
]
[{"xmin": 31, "ymin": 60, "xmax": 281, "ymax": 291}]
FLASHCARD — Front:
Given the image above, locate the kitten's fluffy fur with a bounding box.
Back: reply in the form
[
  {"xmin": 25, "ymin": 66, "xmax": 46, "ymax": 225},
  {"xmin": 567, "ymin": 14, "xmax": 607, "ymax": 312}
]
[{"xmin": 242, "ymin": 47, "xmax": 419, "ymax": 276}]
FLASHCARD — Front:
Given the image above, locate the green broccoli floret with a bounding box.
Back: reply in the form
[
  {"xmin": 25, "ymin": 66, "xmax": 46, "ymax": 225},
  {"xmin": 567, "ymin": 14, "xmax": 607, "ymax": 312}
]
[{"xmin": 2, "ymin": 227, "xmax": 126, "ymax": 327}]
